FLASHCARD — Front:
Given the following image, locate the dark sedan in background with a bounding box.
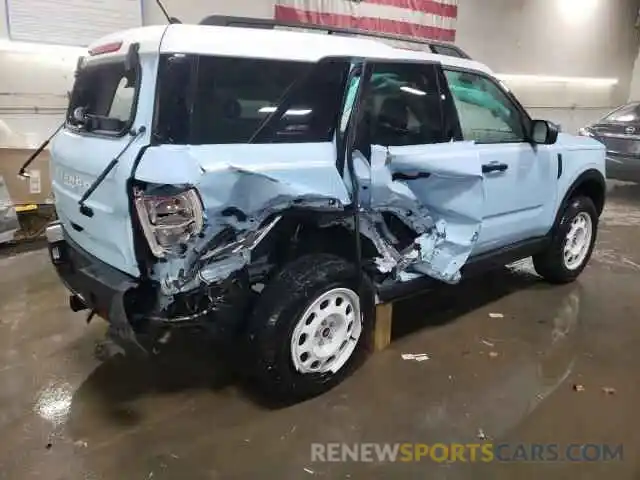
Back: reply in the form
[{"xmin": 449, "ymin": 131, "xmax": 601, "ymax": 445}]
[{"xmin": 580, "ymin": 101, "xmax": 640, "ymax": 183}]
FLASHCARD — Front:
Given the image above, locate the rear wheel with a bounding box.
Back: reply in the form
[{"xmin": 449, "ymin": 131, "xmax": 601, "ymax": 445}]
[
  {"xmin": 533, "ymin": 196, "xmax": 598, "ymax": 284},
  {"xmin": 244, "ymin": 254, "xmax": 374, "ymax": 403}
]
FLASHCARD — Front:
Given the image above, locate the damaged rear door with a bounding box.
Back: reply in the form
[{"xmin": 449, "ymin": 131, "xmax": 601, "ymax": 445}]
[{"xmin": 356, "ymin": 61, "xmax": 485, "ymax": 284}]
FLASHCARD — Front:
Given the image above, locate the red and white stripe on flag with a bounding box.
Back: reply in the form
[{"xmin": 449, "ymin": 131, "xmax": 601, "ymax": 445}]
[{"xmin": 274, "ymin": 0, "xmax": 459, "ymax": 42}]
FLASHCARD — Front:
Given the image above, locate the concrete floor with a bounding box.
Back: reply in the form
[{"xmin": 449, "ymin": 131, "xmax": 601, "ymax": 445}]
[{"xmin": 1, "ymin": 182, "xmax": 640, "ymax": 479}]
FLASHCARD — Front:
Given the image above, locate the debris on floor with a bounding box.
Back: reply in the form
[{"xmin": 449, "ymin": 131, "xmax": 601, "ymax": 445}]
[
  {"xmin": 602, "ymin": 387, "xmax": 617, "ymax": 395},
  {"xmin": 477, "ymin": 428, "xmax": 487, "ymax": 440},
  {"xmin": 303, "ymin": 467, "xmax": 314, "ymax": 474},
  {"xmin": 73, "ymin": 440, "xmax": 88, "ymax": 448},
  {"xmin": 401, "ymin": 353, "xmax": 430, "ymax": 362},
  {"xmin": 480, "ymin": 339, "xmax": 495, "ymax": 347},
  {"xmin": 488, "ymin": 351, "xmax": 499, "ymax": 358},
  {"xmin": 573, "ymin": 384, "xmax": 585, "ymax": 392},
  {"xmin": 489, "ymin": 312, "xmax": 504, "ymax": 319}
]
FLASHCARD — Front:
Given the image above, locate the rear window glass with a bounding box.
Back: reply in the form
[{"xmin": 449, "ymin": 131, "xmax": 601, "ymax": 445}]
[
  {"xmin": 155, "ymin": 55, "xmax": 350, "ymax": 145},
  {"xmin": 67, "ymin": 60, "xmax": 138, "ymax": 134},
  {"xmin": 603, "ymin": 103, "xmax": 640, "ymax": 122}
]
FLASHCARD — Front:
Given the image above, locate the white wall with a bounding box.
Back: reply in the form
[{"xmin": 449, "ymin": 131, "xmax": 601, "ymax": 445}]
[
  {"xmin": 0, "ymin": 47, "xmax": 77, "ymax": 148},
  {"xmin": 1, "ymin": 0, "xmax": 639, "ymax": 147},
  {"xmin": 629, "ymin": 41, "xmax": 640, "ymax": 101},
  {"xmin": 141, "ymin": 0, "xmax": 272, "ymax": 24},
  {"xmin": 456, "ymin": 0, "xmax": 640, "ymax": 132},
  {"xmin": 0, "ymin": 1, "xmax": 7, "ymax": 38}
]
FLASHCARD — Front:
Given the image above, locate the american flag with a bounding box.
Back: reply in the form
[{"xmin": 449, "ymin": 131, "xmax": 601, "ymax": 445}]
[{"xmin": 274, "ymin": 0, "xmax": 459, "ymax": 42}]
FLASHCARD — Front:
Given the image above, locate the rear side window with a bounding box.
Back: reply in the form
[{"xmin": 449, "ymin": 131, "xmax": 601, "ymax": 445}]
[
  {"xmin": 67, "ymin": 60, "xmax": 138, "ymax": 135},
  {"xmin": 187, "ymin": 56, "xmax": 349, "ymax": 144}
]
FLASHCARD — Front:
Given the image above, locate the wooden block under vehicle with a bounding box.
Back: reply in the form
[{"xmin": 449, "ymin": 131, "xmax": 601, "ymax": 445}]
[{"xmin": 374, "ymin": 302, "xmax": 393, "ymax": 351}]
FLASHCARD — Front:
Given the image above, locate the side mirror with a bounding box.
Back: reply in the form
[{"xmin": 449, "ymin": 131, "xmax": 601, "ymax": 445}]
[{"xmin": 531, "ymin": 119, "xmax": 559, "ymax": 145}]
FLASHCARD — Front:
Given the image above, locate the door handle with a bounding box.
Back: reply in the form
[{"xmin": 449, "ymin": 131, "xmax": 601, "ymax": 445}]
[
  {"xmin": 482, "ymin": 162, "xmax": 508, "ymax": 174},
  {"xmin": 392, "ymin": 171, "xmax": 431, "ymax": 181}
]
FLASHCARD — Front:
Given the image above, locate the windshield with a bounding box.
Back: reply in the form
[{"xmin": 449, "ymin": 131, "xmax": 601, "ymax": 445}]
[
  {"xmin": 154, "ymin": 54, "xmax": 350, "ymax": 145},
  {"xmin": 603, "ymin": 102, "xmax": 640, "ymax": 123},
  {"xmin": 66, "ymin": 59, "xmax": 139, "ymax": 134}
]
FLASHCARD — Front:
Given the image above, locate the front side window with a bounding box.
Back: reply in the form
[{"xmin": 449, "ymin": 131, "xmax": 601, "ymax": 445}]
[
  {"xmin": 67, "ymin": 60, "xmax": 138, "ymax": 134},
  {"xmin": 358, "ymin": 62, "xmax": 446, "ymax": 148},
  {"xmin": 444, "ymin": 70, "xmax": 526, "ymax": 144}
]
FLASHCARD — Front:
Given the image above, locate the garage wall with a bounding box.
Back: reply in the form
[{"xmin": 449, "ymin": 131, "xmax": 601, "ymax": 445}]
[
  {"xmin": 0, "ymin": 3, "xmax": 7, "ymax": 38},
  {"xmin": 629, "ymin": 43, "xmax": 640, "ymax": 101},
  {"xmin": 141, "ymin": 0, "xmax": 272, "ymax": 24},
  {"xmin": 456, "ymin": 0, "xmax": 640, "ymax": 133},
  {"xmin": 1, "ymin": 0, "xmax": 639, "ymax": 149}
]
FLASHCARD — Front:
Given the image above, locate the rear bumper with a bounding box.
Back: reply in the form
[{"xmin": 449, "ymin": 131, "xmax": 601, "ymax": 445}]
[
  {"xmin": 46, "ymin": 220, "xmax": 147, "ymax": 351},
  {"xmin": 46, "ymin": 221, "xmax": 249, "ymax": 351}
]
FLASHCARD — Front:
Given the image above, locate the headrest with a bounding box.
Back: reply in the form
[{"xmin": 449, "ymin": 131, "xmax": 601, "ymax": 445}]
[{"xmin": 378, "ymin": 96, "xmax": 409, "ymax": 129}]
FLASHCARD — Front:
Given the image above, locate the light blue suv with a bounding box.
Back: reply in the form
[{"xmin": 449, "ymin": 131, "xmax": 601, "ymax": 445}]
[{"xmin": 37, "ymin": 23, "xmax": 606, "ymax": 402}]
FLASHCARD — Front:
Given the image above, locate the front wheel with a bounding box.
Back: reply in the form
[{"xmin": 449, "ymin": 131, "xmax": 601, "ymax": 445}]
[
  {"xmin": 243, "ymin": 254, "xmax": 374, "ymax": 403},
  {"xmin": 533, "ymin": 195, "xmax": 598, "ymax": 284}
]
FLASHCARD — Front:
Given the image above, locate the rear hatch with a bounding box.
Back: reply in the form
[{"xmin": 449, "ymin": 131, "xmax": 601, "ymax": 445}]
[{"xmin": 50, "ymin": 36, "xmax": 156, "ymax": 277}]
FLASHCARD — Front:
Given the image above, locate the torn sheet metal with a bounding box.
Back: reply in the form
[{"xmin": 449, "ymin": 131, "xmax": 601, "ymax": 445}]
[
  {"xmin": 367, "ymin": 143, "xmax": 484, "ymax": 284},
  {"xmin": 136, "ymin": 144, "xmax": 351, "ymax": 303},
  {"xmin": 136, "ymin": 138, "xmax": 484, "ymax": 310}
]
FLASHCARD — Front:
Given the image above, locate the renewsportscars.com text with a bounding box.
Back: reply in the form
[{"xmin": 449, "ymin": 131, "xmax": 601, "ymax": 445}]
[{"xmin": 311, "ymin": 442, "xmax": 624, "ymax": 463}]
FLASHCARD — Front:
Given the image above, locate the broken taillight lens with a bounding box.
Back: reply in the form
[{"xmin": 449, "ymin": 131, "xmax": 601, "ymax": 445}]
[{"xmin": 134, "ymin": 187, "xmax": 204, "ymax": 257}]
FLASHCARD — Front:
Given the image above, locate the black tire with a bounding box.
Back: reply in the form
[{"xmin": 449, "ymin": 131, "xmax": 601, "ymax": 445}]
[
  {"xmin": 243, "ymin": 254, "xmax": 374, "ymax": 404},
  {"xmin": 533, "ymin": 195, "xmax": 598, "ymax": 284}
]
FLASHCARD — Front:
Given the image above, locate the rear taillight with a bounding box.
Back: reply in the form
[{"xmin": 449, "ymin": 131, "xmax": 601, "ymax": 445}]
[
  {"xmin": 134, "ymin": 187, "xmax": 204, "ymax": 258},
  {"xmin": 88, "ymin": 41, "xmax": 122, "ymax": 56}
]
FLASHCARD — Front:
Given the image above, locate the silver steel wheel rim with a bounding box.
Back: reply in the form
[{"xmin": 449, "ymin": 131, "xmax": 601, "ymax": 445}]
[
  {"xmin": 290, "ymin": 287, "xmax": 362, "ymax": 375},
  {"xmin": 563, "ymin": 212, "xmax": 593, "ymax": 270}
]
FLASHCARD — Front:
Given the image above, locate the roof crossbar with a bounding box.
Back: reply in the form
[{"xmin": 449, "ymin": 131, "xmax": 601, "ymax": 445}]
[{"xmin": 198, "ymin": 15, "xmax": 470, "ymax": 59}]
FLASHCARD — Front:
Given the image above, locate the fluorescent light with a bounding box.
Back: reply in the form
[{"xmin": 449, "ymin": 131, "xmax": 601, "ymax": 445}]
[
  {"xmin": 258, "ymin": 106, "xmax": 312, "ymax": 116},
  {"xmin": 400, "ymin": 86, "xmax": 426, "ymax": 96},
  {"xmin": 559, "ymin": 0, "xmax": 598, "ymax": 24},
  {"xmin": 495, "ymin": 74, "xmax": 618, "ymax": 87}
]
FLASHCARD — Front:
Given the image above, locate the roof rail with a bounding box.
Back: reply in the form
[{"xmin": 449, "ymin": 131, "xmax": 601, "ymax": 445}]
[{"xmin": 198, "ymin": 15, "xmax": 471, "ymax": 59}]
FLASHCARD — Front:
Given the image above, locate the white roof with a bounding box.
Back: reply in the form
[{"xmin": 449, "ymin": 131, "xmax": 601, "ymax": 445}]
[{"xmin": 88, "ymin": 24, "xmax": 493, "ymax": 76}]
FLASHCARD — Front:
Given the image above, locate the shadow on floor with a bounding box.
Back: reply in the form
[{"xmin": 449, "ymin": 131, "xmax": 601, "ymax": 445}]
[
  {"xmin": 606, "ymin": 180, "xmax": 640, "ymax": 204},
  {"xmin": 71, "ymin": 265, "xmax": 551, "ymax": 418},
  {"xmin": 70, "ymin": 332, "xmax": 238, "ymax": 426},
  {"xmin": 392, "ymin": 266, "xmax": 543, "ymax": 340}
]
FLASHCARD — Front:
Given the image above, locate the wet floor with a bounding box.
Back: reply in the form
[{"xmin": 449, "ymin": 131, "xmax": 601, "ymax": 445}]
[{"xmin": 1, "ymin": 182, "xmax": 640, "ymax": 479}]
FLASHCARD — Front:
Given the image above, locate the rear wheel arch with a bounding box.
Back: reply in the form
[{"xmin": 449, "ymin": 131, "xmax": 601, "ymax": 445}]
[
  {"xmin": 252, "ymin": 212, "xmax": 379, "ymax": 268},
  {"xmin": 553, "ymin": 169, "xmax": 605, "ymax": 230}
]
